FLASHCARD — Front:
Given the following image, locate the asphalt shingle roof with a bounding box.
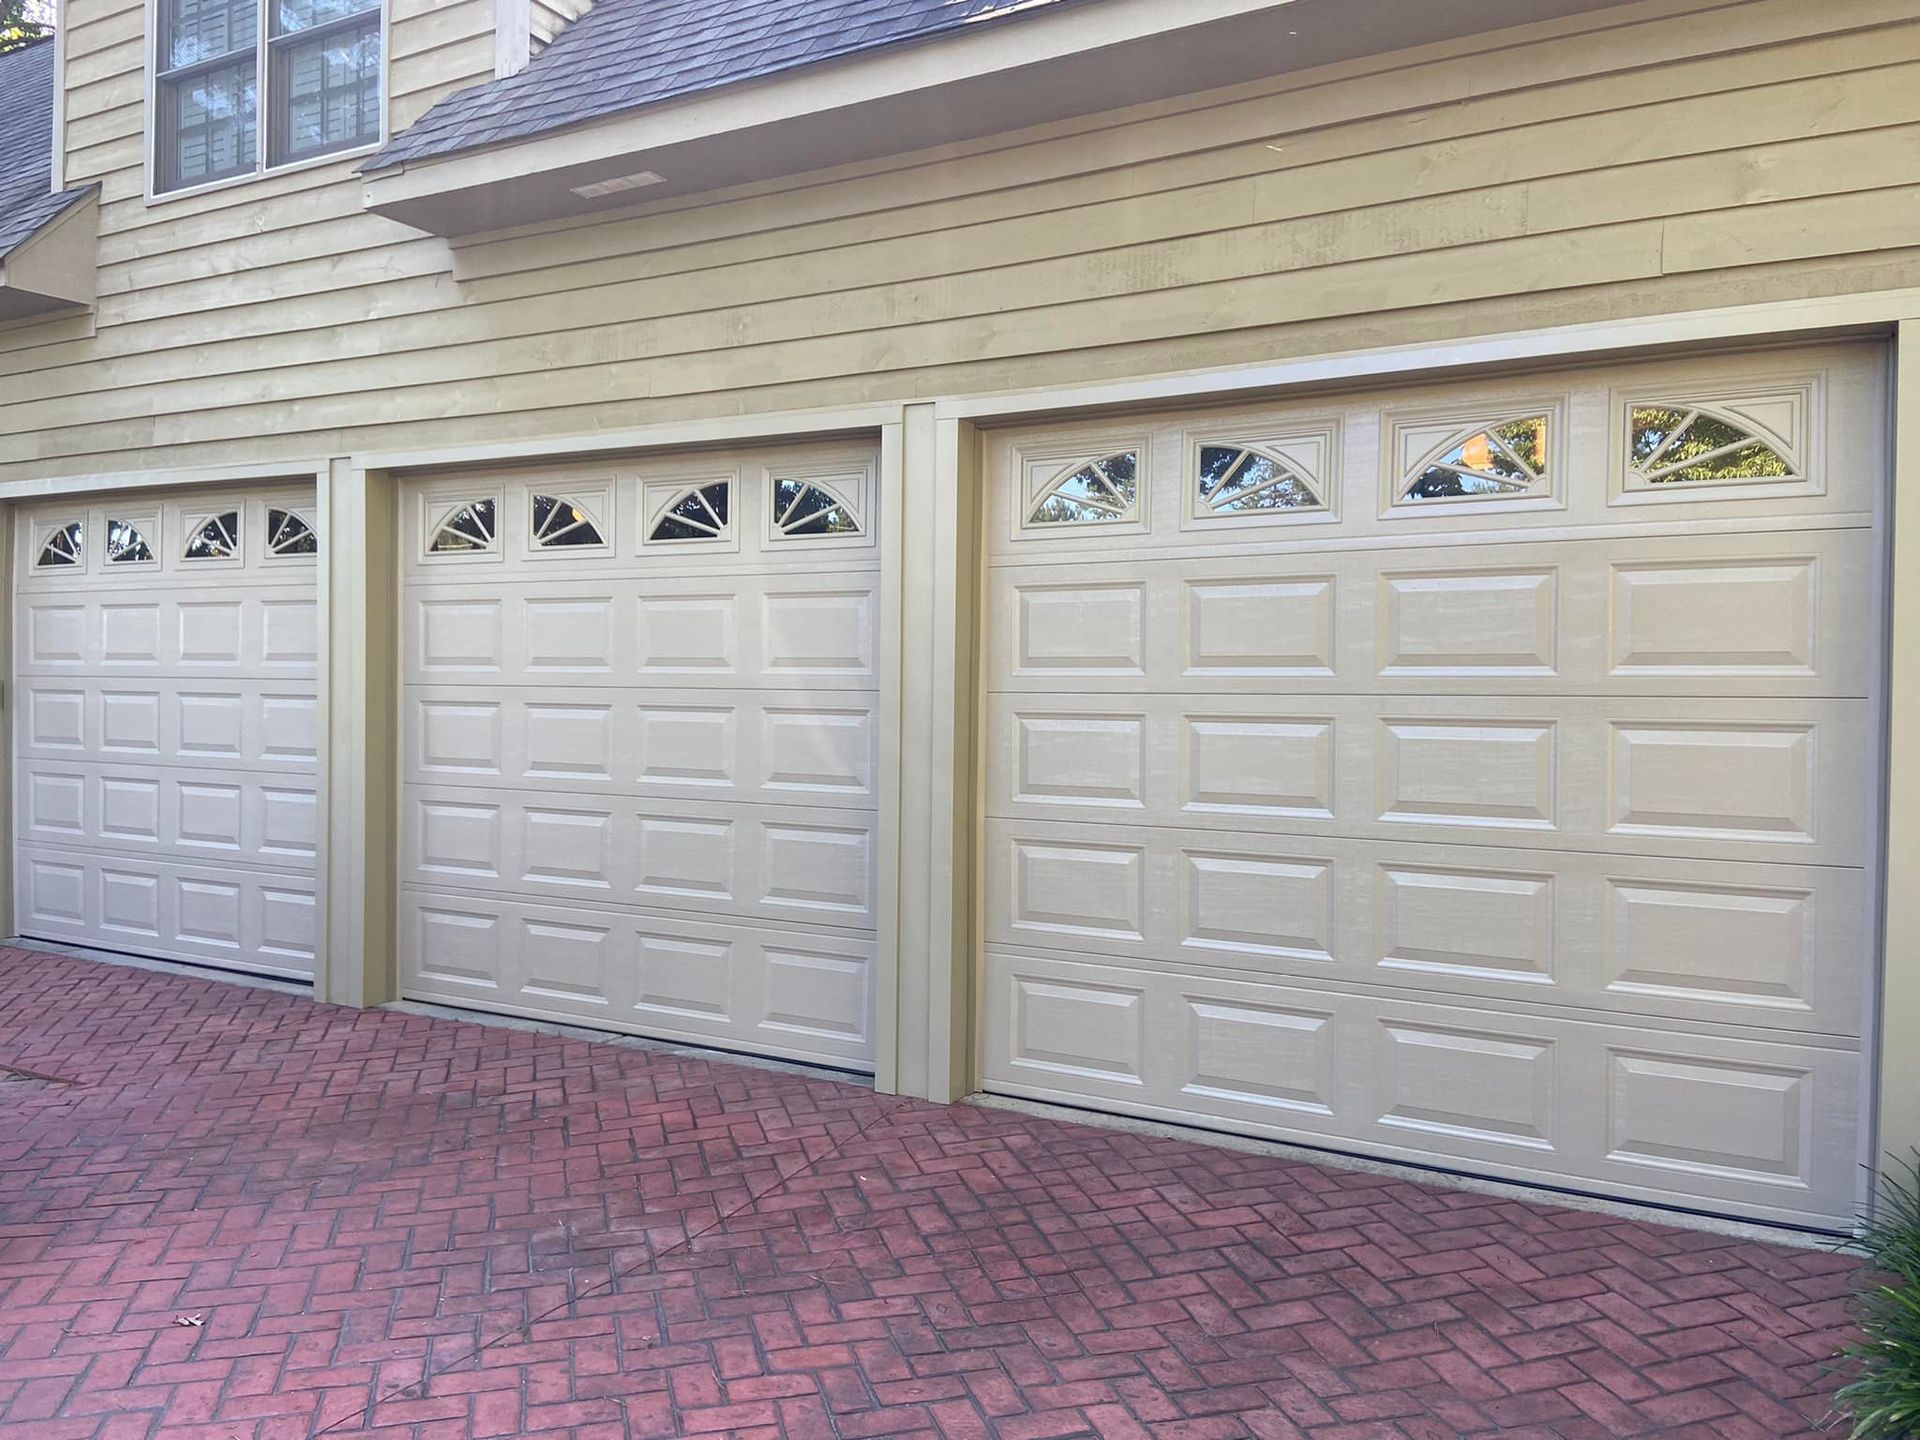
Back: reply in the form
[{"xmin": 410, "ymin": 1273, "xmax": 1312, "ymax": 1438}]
[
  {"xmin": 0, "ymin": 37, "xmax": 94, "ymax": 260},
  {"xmin": 365, "ymin": 0, "xmax": 1080, "ymax": 173}
]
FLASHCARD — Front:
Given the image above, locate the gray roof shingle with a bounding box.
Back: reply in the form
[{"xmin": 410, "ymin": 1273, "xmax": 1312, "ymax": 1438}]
[
  {"xmin": 0, "ymin": 38, "xmax": 95, "ymax": 260},
  {"xmin": 365, "ymin": 0, "xmax": 1080, "ymax": 173}
]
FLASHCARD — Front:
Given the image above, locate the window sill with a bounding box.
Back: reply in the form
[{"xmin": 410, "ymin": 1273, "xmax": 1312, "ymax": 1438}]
[{"xmin": 145, "ymin": 139, "xmax": 385, "ymax": 208}]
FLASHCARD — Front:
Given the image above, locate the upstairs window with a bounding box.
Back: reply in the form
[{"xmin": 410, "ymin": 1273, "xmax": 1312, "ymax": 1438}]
[{"xmin": 154, "ymin": 0, "xmax": 383, "ymax": 196}]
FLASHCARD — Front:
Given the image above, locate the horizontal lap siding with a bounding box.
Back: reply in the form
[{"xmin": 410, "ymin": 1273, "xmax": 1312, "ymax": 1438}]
[{"xmin": 3, "ymin": 0, "xmax": 1917, "ymax": 478}]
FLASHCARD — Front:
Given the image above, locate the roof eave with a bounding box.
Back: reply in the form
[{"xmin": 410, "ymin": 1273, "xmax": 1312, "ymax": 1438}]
[
  {"xmin": 363, "ymin": 0, "xmax": 1643, "ymax": 240},
  {"xmin": 0, "ymin": 191, "xmax": 99, "ymax": 323}
]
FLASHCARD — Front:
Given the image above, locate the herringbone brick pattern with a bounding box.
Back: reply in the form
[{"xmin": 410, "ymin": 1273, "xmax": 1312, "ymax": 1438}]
[{"xmin": 0, "ymin": 948, "xmax": 1861, "ymax": 1439}]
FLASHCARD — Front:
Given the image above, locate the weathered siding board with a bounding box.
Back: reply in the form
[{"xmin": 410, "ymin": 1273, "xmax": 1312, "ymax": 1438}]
[{"xmin": 3, "ymin": 0, "xmax": 1916, "ymax": 478}]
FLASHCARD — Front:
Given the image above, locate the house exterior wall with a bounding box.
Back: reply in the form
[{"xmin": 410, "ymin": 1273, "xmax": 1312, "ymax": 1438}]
[{"xmin": 4, "ymin": 0, "xmax": 1918, "ymax": 482}]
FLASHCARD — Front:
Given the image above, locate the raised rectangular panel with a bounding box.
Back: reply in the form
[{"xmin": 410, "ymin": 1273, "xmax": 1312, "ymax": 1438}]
[
  {"xmin": 1379, "ymin": 1022, "xmax": 1555, "ymax": 1149},
  {"xmin": 522, "ymin": 807, "xmax": 613, "ymax": 888},
  {"xmin": 103, "ymin": 691, "xmax": 164, "ymax": 754},
  {"xmin": 1608, "ymin": 1051, "xmax": 1807, "ymax": 1183},
  {"xmin": 177, "ymin": 783, "xmax": 243, "ymax": 851},
  {"xmin": 100, "ymin": 777, "xmax": 160, "ymax": 842},
  {"xmin": 1611, "ymin": 724, "xmax": 1813, "ymax": 840},
  {"xmin": 1185, "ymin": 579, "xmax": 1335, "ymax": 676},
  {"xmin": 415, "ymin": 906, "xmax": 502, "ymax": 989},
  {"xmin": 1183, "ymin": 999, "xmax": 1334, "ymax": 1114},
  {"xmin": 177, "ymin": 602, "xmax": 244, "ymax": 665},
  {"xmin": 26, "ymin": 773, "xmax": 84, "ymax": 835},
  {"xmin": 762, "ymin": 823, "xmax": 871, "ymax": 914},
  {"xmin": 763, "ymin": 948, "xmax": 868, "ymax": 1039},
  {"xmin": 635, "ymin": 932, "xmax": 731, "ymax": 1019},
  {"xmin": 260, "ymin": 694, "xmax": 318, "ymax": 762},
  {"xmin": 1186, "ymin": 718, "xmax": 1334, "ymax": 817},
  {"xmin": 636, "ymin": 705, "xmax": 735, "ymax": 786},
  {"xmin": 1381, "ymin": 720, "xmax": 1555, "ymax": 828},
  {"xmin": 1015, "ymin": 582, "xmax": 1145, "ymax": 675},
  {"xmin": 1379, "ymin": 866, "xmax": 1555, "ymax": 984},
  {"xmin": 1379, "ymin": 569, "xmax": 1556, "ymax": 675},
  {"xmin": 764, "ymin": 590, "xmax": 874, "ymax": 675},
  {"xmin": 260, "ymin": 600, "xmax": 319, "ymax": 666},
  {"xmin": 524, "ymin": 597, "xmax": 614, "ymax": 673},
  {"xmin": 28, "ymin": 690, "xmax": 85, "ymax": 749},
  {"xmin": 100, "ymin": 869, "xmax": 160, "ymax": 937},
  {"xmin": 635, "ymin": 815, "xmax": 733, "ymax": 898},
  {"xmin": 764, "ymin": 708, "xmax": 871, "ymax": 794},
  {"xmin": 24, "ymin": 857, "xmax": 84, "ymax": 924},
  {"xmin": 419, "ymin": 598, "xmax": 504, "ymax": 671},
  {"xmin": 636, "ymin": 595, "xmax": 737, "ymax": 673},
  {"xmin": 1014, "ymin": 713, "xmax": 1145, "ymax": 808},
  {"xmin": 1009, "ymin": 975, "xmax": 1144, "ymax": 1082},
  {"xmin": 261, "ymin": 787, "xmax": 318, "ymax": 858},
  {"xmin": 98, "ymin": 604, "xmax": 160, "ymax": 665},
  {"xmin": 1184, "ymin": 852, "xmax": 1334, "ymax": 962},
  {"xmin": 176, "ymin": 692, "xmax": 242, "ymax": 758},
  {"xmin": 524, "ymin": 703, "xmax": 614, "ymax": 780},
  {"xmin": 418, "ymin": 702, "xmax": 502, "ymax": 775},
  {"xmin": 1011, "ymin": 839, "xmax": 1145, "ymax": 940},
  {"xmin": 176, "ymin": 877, "xmax": 243, "ymax": 948},
  {"xmin": 1606, "ymin": 881, "xmax": 1812, "ymax": 1011},
  {"xmin": 29, "ymin": 604, "xmax": 85, "ymax": 664},
  {"xmin": 418, "ymin": 800, "xmax": 502, "ymax": 878},
  {"xmin": 260, "ymin": 888, "xmax": 316, "ymax": 961},
  {"xmin": 520, "ymin": 917, "xmax": 613, "ymax": 1003},
  {"xmin": 1612, "ymin": 561, "xmax": 1816, "ymax": 674}
]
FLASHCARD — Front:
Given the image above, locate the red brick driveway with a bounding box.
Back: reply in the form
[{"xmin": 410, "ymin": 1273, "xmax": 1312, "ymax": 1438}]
[{"xmin": 0, "ymin": 948, "xmax": 1862, "ymax": 1439}]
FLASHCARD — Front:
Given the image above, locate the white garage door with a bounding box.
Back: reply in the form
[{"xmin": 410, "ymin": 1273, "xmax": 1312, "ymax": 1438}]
[
  {"xmin": 14, "ymin": 488, "xmax": 321, "ymax": 978},
  {"xmin": 979, "ymin": 342, "xmax": 1885, "ymax": 1228},
  {"xmin": 398, "ymin": 444, "xmax": 880, "ymax": 1070}
]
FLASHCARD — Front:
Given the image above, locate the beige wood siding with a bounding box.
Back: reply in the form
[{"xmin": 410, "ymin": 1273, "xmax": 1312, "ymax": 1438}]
[
  {"xmin": 4, "ymin": 0, "xmax": 1918, "ymax": 481},
  {"xmin": 529, "ymin": 0, "xmax": 591, "ymax": 53}
]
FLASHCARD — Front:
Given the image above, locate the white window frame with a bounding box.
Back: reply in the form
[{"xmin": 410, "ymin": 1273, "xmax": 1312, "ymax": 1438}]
[{"xmin": 145, "ymin": 0, "xmax": 391, "ymax": 203}]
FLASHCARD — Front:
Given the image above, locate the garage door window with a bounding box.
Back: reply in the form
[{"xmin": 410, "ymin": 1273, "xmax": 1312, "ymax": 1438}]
[
  {"xmin": 427, "ymin": 498, "xmax": 497, "ymax": 555},
  {"xmin": 1628, "ymin": 404, "xmax": 1796, "ymax": 486},
  {"xmin": 36, "ymin": 521, "xmax": 83, "ymax": 569},
  {"xmin": 267, "ymin": 508, "xmax": 318, "ymax": 556},
  {"xmin": 647, "ymin": 481, "xmax": 730, "ymax": 543},
  {"xmin": 1401, "ymin": 415, "xmax": 1550, "ymax": 503},
  {"xmin": 1195, "ymin": 443, "xmax": 1323, "ymax": 516},
  {"xmin": 105, "ymin": 518, "xmax": 157, "ymax": 565},
  {"xmin": 184, "ymin": 510, "xmax": 242, "ymax": 560},
  {"xmin": 529, "ymin": 492, "xmax": 607, "ymax": 550},
  {"xmin": 1027, "ymin": 451, "xmax": 1139, "ymax": 526},
  {"xmin": 771, "ymin": 475, "xmax": 863, "ymax": 538}
]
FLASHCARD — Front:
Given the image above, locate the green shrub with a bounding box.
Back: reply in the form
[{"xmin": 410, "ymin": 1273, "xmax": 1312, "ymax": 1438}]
[{"xmin": 1838, "ymin": 1154, "xmax": 1920, "ymax": 1438}]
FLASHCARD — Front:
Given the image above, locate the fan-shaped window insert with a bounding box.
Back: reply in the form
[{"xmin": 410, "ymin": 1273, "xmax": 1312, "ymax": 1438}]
[
  {"xmin": 1028, "ymin": 452, "xmax": 1138, "ymax": 525},
  {"xmin": 1629, "ymin": 404, "xmax": 1795, "ymax": 485},
  {"xmin": 36, "ymin": 521, "xmax": 83, "ymax": 569},
  {"xmin": 650, "ymin": 482, "xmax": 729, "ymax": 542},
  {"xmin": 105, "ymin": 519, "xmax": 155, "ymax": 564},
  {"xmin": 1404, "ymin": 417, "xmax": 1548, "ymax": 501},
  {"xmin": 1197, "ymin": 445, "xmax": 1322, "ymax": 515},
  {"xmin": 428, "ymin": 499, "xmax": 497, "ymax": 554},
  {"xmin": 184, "ymin": 511, "xmax": 241, "ymax": 559},
  {"xmin": 267, "ymin": 508, "xmax": 318, "ymax": 556},
  {"xmin": 772, "ymin": 478, "xmax": 860, "ymax": 537},
  {"xmin": 531, "ymin": 494, "xmax": 605, "ymax": 548}
]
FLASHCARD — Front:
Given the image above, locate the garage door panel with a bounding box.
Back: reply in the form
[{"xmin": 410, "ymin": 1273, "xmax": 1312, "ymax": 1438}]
[
  {"xmin": 17, "ymin": 586, "xmax": 318, "ymax": 677},
  {"xmin": 984, "ymin": 820, "xmax": 1866, "ymax": 1039},
  {"xmin": 405, "ymin": 685, "xmax": 878, "ymax": 810},
  {"xmin": 985, "ymin": 527, "xmax": 1872, "ymax": 698},
  {"xmin": 986, "ymin": 693, "xmax": 1872, "ymax": 865},
  {"xmin": 404, "ymin": 572, "xmax": 879, "ymax": 690},
  {"xmin": 400, "ymin": 890, "xmax": 875, "ymax": 1067},
  {"xmin": 980, "ymin": 949, "xmax": 1861, "ymax": 1228},
  {"xmin": 19, "ymin": 760, "xmax": 318, "ymax": 863},
  {"xmin": 17, "ymin": 679, "xmax": 319, "ymax": 774},
  {"xmin": 404, "ymin": 786, "xmax": 875, "ymax": 931}
]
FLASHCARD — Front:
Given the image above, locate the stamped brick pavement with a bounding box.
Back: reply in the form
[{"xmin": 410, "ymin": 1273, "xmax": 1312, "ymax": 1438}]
[{"xmin": 0, "ymin": 947, "xmax": 1862, "ymax": 1439}]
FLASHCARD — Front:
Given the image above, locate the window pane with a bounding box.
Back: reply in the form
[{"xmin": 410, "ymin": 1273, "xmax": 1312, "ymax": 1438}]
[
  {"xmin": 162, "ymin": 61, "xmax": 258, "ymax": 189},
  {"xmin": 163, "ymin": 0, "xmax": 257, "ymax": 69},
  {"xmin": 274, "ymin": 15, "xmax": 380, "ymax": 163},
  {"xmin": 273, "ymin": 0, "xmax": 375, "ymax": 33}
]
